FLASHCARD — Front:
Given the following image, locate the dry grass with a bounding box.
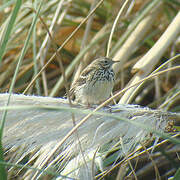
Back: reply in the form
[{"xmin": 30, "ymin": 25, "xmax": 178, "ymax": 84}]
[{"xmin": 0, "ymin": 0, "xmax": 180, "ymax": 179}]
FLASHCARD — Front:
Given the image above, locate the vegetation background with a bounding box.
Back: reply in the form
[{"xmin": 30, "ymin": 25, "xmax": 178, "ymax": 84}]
[{"xmin": 0, "ymin": 0, "xmax": 179, "ymax": 179}]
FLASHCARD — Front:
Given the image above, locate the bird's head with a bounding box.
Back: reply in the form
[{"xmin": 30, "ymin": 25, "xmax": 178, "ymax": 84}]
[{"xmin": 95, "ymin": 57, "xmax": 119, "ymax": 69}]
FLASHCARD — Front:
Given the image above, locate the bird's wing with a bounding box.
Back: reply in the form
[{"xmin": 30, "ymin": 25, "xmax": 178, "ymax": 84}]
[{"xmin": 69, "ymin": 66, "xmax": 94, "ymax": 96}]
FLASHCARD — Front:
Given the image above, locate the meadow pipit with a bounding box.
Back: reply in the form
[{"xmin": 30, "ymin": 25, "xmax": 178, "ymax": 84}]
[{"xmin": 70, "ymin": 57, "xmax": 119, "ymax": 105}]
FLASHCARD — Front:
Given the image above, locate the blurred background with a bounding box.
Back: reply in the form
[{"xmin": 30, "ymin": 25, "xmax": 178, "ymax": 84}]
[{"xmin": 0, "ymin": 0, "xmax": 179, "ymax": 110}]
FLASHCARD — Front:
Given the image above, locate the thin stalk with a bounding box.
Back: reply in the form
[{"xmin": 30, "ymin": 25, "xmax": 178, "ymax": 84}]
[
  {"xmin": 0, "ymin": 1, "xmax": 22, "ymax": 178},
  {"xmin": 50, "ymin": 28, "xmax": 110, "ymax": 97},
  {"xmin": 33, "ymin": 1, "xmax": 41, "ymax": 95},
  {"xmin": 0, "ymin": 1, "xmax": 42, "ymax": 178},
  {"xmin": 30, "ymin": 65, "xmax": 180, "ymax": 170},
  {"xmin": 31, "ymin": 11, "xmax": 89, "ymax": 179},
  {"xmin": 23, "ymin": 0, "xmax": 105, "ymax": 94},
  {"xmin": 109, "ymin": 0, "xmax": 161, "ymax": 57},
  {"xmin": 72, "ymin": 0, "xmax": 97, "ymax": 84},
  {"xmin": 0, "ymin": 0, "xmax": 21, "ymax": 64},
  {"xmin": 106, "ymin": 0, "xmax": 130, "ymax": 57}
]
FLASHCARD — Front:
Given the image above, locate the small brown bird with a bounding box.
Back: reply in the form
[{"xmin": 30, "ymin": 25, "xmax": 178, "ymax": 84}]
[{"xmin": 70, "ymin": 57, "xmax": 119, "ymax": 105}]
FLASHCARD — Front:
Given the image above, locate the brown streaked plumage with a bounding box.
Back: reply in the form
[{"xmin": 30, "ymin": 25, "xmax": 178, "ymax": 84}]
[{"xmin": 70, "ymin": 57, "xmax": 119, "ymax": 105}]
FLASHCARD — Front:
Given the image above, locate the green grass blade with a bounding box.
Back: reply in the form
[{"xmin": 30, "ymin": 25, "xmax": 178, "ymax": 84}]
[
  {"xmin": 0, "ymin": 0, "xmax": 43, "ymax": 178},
  {"xmin": 173, "ymin": 168, "xmax": 180, "ymax": 180},
  {"xmin": 0, "ymin": 0, "xmax": 21, "ymax": 64},
  {"xmin": 0, "ymin": 1, "xmax": 22, "ymax": 178}
]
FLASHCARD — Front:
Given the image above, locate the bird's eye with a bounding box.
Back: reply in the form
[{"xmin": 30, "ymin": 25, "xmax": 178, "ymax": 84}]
[{"xmin": 104, "ymin": 60, "xmax": 108, "ymax": 63}]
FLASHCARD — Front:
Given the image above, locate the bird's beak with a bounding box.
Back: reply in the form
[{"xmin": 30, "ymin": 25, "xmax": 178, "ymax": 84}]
[{"xmin": 112, "ymin": 60, "xmax": 120, "ymax": 63}]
